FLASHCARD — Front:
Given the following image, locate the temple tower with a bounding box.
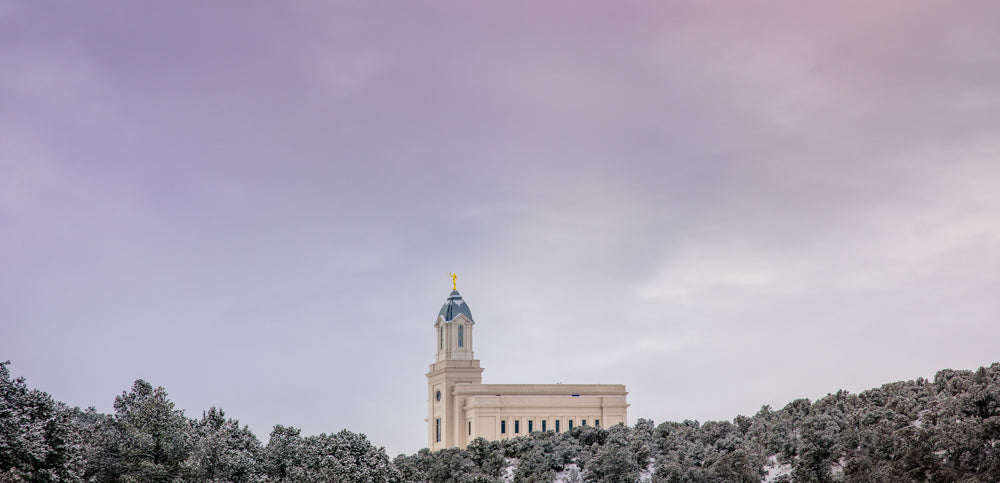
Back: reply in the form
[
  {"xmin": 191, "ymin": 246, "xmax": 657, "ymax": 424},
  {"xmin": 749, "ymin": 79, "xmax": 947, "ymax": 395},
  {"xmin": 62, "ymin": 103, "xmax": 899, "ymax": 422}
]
[{"xmin": 426, "ymin": 287, "xmax": 483, "ymax": 449}]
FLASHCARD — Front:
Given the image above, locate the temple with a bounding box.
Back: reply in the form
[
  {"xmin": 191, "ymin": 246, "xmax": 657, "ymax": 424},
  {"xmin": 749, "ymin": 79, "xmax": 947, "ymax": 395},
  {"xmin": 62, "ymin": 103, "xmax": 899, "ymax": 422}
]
[{"xmin": 426, "ymin": 284, "xmax": 628, "ymax": 449}]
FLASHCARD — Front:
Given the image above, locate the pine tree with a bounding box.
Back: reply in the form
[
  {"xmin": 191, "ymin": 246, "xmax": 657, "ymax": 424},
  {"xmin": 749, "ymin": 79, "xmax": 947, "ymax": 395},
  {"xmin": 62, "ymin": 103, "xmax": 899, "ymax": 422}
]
[
  {"xmin": 0, "ymin": 361, "xmax": 86, "ymax": 482},
  {"xmin": 185, "ymin": 407, "xmax": 264, "ymax": 482},
  {"xmin": 111, "ymin": 380, "xmax": 192, "ymax": 483}
]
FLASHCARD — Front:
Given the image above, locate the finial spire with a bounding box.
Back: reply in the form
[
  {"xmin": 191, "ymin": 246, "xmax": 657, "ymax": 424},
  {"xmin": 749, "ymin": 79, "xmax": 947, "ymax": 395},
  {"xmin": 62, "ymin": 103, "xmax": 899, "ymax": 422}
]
[{"xmin": 449, "ymin": 273, "xmax": 457, "ymax": 291}]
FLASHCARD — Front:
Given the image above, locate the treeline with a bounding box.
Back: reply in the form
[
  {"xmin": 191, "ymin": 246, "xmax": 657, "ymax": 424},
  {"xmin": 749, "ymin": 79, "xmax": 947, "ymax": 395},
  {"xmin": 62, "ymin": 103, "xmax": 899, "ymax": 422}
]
[
  {"xmin": 0, "ymin": 362, "xmax": 397, "ymax": 482},
  {"xmin": 395, "ymin": 364, "xmax": 1000, "ymax": 482},
  {"xmin": 3, "ymin": 361, "xmax": 999, "ymax": 482}
]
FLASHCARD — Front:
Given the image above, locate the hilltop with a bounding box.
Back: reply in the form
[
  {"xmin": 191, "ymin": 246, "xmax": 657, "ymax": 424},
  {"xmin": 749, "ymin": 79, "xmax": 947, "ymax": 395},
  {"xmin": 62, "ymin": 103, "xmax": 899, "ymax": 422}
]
[{"xmin": 2, "ymin": 361, "xmax": 998, "ymax": 481}]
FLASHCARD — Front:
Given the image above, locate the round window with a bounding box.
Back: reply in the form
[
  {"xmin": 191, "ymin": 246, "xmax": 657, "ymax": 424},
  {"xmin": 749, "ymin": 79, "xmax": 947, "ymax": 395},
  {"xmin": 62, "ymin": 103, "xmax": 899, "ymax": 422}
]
[{"xmin": 436, "ymin": 390, "xmax": 442, "ymax": 402}]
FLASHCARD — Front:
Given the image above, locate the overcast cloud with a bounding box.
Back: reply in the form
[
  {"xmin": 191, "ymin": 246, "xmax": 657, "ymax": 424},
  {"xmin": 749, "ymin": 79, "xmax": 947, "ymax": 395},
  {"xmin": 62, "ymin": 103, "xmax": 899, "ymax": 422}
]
[{"xmin": 2, "ymin": 1, "xmax": 999, "ymax": 456}]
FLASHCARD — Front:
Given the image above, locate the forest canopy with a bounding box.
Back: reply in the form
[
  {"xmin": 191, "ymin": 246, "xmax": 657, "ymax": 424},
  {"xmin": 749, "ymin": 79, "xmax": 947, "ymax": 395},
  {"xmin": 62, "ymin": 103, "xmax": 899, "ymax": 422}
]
[{"xmin": 2, "ymin": 360, "xmax": 998, "ymax": 482}]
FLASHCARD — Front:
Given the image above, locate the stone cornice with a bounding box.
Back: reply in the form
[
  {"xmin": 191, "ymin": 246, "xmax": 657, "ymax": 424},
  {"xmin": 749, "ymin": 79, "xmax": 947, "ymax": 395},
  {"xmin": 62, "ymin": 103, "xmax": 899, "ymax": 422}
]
[{"xmin": 452, "ymin": 383, "xmax": 627, "ymax": 396}]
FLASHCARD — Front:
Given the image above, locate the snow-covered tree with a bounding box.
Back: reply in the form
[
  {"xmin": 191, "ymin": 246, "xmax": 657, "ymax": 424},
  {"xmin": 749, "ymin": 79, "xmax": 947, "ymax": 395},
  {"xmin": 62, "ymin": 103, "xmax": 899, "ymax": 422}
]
[
  {"xmin": 585, "ymin": 424, "xmax": 640, "ymax": 483},
  {"xmin": 185, "ymin": 407, "xmax": 263, "ymax": 482},
  {"xmin": 300, "ymin": 430, "xmax": 401, "ymax": 482},
  {"xmin": 466, "ymin": 437, "xmax": 505, "ymax": 479},
  {"xmin": 266, "ymin": 426, "xmax": 398, "ymax": 483},
  {"xmin": 0, "ymin": 361, "xmax": 85, "ymax": 482},
  {"xmin": 111, "ymin": 379, "xmax": 192, "ymax": 482},
  {"xmin": 263, "ymin": 425, "xmax": 303, "ymax": 482}
]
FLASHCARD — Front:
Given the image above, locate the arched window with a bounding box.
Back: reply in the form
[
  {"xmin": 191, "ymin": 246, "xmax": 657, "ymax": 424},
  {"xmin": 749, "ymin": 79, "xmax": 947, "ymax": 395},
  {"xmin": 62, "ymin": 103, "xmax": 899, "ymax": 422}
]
[{"xmin": 458, "ymin": 325, "xmax": 464, "ymax": 347}]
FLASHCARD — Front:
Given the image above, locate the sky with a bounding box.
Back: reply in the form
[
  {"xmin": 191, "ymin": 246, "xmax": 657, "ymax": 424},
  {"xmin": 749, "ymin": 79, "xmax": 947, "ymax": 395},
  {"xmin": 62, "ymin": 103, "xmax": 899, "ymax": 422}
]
[{"xmin": 2, "ymin": 1, "xmax": 999, "ymax": 456}]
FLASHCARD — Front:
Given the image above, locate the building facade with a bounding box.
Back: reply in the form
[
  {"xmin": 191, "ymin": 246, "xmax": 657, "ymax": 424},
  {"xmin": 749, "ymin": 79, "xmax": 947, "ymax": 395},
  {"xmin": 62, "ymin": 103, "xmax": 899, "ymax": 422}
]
[{"xmin": 427, "ymin": 289, "xmax": 628, "ymax": 450}]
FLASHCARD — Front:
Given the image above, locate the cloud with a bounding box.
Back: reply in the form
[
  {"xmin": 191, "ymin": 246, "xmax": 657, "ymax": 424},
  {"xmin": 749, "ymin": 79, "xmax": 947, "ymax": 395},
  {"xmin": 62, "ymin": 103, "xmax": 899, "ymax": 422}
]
[{"xmin": 2, "ymin": 0, "xmax": 999, "ymax": 455}]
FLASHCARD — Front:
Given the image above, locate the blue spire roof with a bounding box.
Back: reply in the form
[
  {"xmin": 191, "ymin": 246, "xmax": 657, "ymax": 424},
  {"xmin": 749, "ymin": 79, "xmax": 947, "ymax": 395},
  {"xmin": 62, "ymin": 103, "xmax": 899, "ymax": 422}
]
[{"xmin": 438, "ymin": 290, "xmax": 473, "ymax": 322}]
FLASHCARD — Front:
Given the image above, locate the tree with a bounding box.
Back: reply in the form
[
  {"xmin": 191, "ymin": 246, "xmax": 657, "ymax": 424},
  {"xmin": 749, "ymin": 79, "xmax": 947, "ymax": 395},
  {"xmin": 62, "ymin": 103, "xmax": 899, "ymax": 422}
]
[
  {"xmin": 392, "ymin": 448, "xmax": 433, "ymax": 482},
  {"xmin": 263, "ymin": 425, "xmax": 303, "ymax": 482},
  {"xmin": 586, "ymin": 444, "xmax": 639, "ymax": 483},
  {"xmin": 112, "ymin": 380, "xmax": 191, "ymax": 483},
  {"xmin": 75, "ymin": 406, "xmax": 122, "ymax": 483},
  {"xmin": 184, "ymin": 407, "xmax": 263, "ymax": 482},
  {"xmin": 466, "ymin": 437, "xmax": 505, "ymax": 479},
  {"xmin": 268, "ymin": 428, "xmax": 399, "ymax": 483},
  {"xmin": 585, "ymin": 425, "xmax": 641, "ymax": 483},
  {"xmin": 512, "ymin": 449, "xmax": 557, "ymax": 483},
  {"xmin": 0, "ymin": 361, "xmax": 85, "ymax": 482},
  {"xmin": 420, "ymin": 446, "xmax": 477, "ymax": 483}
]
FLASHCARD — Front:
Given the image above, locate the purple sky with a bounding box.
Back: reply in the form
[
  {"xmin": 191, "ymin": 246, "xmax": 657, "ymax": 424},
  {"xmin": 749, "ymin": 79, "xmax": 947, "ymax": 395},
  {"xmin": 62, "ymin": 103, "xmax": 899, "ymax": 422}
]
[{"xmin": 2, "ymin": 1, "xmax": 999, "ymax": 455}]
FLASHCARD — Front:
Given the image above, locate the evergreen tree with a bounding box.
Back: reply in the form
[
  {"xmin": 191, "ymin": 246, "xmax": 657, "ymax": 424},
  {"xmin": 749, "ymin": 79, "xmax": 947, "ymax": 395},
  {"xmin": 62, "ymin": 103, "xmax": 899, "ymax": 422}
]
[
  {"xmin": 184, "ymin": 407, "xmax": 263, "ymax": 482},
  {"xmin": 267, "ymin": 427, "xmax": 399, "ymax": 483},
  {"xmin": 111, "ymin": 380, "xmax": 192, "ymax": 483},
  {"xmin": 466, "ymin": 437, "xmax": 505, "ymax": 479},
  {"xmin": 262, "ymin": 425, "xmax": 303, "ymax": 483},
  {"xmin": 75, "ymin": 406, "xmax": 121, "ymax": 483},
  {"xmin": 585, "ymin": 424, "xmax": 641, "ymax": 483},
  {"xmin": 0, "ymin": 361, "xmax": 85, "ymax": 482},
  {"xmin": 392, "ymin": 448, "xmax": 433, "ymax": 482}
]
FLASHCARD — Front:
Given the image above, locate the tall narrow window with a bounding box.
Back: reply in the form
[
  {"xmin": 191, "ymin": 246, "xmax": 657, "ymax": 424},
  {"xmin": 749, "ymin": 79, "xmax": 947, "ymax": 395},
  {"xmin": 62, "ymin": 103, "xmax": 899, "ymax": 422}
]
[
  {"xmin": 582, "ymin": 420, "xmax": 587, "ymax": 426},
  {"xmin": 439, "ymin": 327, "xmax": 443, "ymax": 349},
  {"xmin": 542, "ymin": 420, "xmax": 547, "ymax": 432},
  {"xmin": 528, "ymin": 420, "xmax": 534, "ymax": 432},
  {"xmin": 555, "ymin": 420, "xmax": 560, "ymax": 433},
  {"xmin": 436, "ymin": 418, "xmax": 441, "ymax": 442},
  {"xmin": 569, "ymin": 420, "xmax": 573, "ymax": 430},
  {"xmin": 469, "ymin": 421, "xmax": 472, "ymax": 435},
  {"xmin": 501, "ymin": 420, "xmax": 506, "ymax": 434},
  {"xmin": 595, "ymin": 419, "xmax": 600, "ymax": 428},
  {"xmin": 515, "ymin": 420, "xmax": 520, "ymax": 433},
  {"xmin": 458, "ymin": 325, "xmax": 463, "ymax": 347}
]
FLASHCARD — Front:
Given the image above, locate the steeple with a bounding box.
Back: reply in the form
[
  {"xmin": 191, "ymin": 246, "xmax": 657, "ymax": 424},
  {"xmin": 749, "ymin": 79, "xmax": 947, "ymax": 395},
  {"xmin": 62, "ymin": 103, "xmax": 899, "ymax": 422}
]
[
  {"xmin": 427, "ymin": 278, "xmax": 484, "ymax": 449},
  {"xmin": 434, "ymin": 288, "xmax": 475, "ymax": 362}
]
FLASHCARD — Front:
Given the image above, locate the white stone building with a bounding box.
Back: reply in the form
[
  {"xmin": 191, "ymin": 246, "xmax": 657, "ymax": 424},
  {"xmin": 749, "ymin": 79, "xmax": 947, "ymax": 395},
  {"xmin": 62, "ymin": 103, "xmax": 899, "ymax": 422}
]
[{"xmin": 427, "ymin": 289, "xmax": 628, "ymax": 450}]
